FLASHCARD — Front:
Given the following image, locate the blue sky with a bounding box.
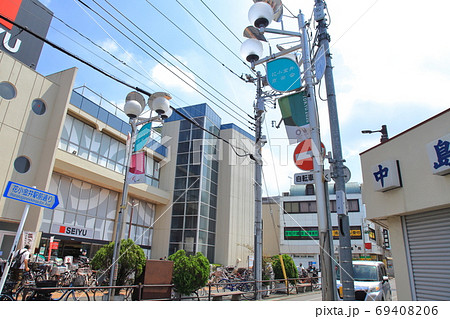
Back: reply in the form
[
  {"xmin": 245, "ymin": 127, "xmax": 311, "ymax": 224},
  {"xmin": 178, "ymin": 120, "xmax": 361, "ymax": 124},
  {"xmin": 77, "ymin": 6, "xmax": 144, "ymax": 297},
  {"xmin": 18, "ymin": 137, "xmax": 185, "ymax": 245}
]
[{"xmin": 34, "ymin": 0, "xmax": 450, "ymax": 196}]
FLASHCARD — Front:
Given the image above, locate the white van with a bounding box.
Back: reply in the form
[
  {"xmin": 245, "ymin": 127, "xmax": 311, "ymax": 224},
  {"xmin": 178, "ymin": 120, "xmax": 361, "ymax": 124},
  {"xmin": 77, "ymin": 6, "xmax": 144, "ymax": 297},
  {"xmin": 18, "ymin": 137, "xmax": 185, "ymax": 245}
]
[{"xmin": 336, "ymin": 260, "xmax": 392, "ymax": 301}]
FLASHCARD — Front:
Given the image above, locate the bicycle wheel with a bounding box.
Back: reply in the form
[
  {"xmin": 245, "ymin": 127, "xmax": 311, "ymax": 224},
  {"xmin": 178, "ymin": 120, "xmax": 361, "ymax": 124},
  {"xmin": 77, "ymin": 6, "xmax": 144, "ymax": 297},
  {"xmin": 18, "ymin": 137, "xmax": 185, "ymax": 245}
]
[
  {"xmin": 64, "ymin": 289, "xmax": 90, "ymax": 301},
  {"xmin": 218, "ymin": 279, "xmax": 233, "ymax": 292},
  {"xmin": 238, "ymin": 282, "xmax": 255, "ymax": 300},
  {"xmin": 0, "ymin": 294, "xmax": 14, "ymax": 301}
]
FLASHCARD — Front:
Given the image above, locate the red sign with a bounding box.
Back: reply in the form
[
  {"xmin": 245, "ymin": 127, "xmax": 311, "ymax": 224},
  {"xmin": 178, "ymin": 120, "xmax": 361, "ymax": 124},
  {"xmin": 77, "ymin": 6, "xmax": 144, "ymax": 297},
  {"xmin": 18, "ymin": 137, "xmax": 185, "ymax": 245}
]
[
  {"xmin": 293, "ymin": 139, "xmax": 325, "ymax": 171},
  {"xmin": 50, "ymin": 242, "xmax": 59, "ymax": 250},
  {"xmin": 365, "ymin": 243, "xmax": 372, "ymax": 250},
  {"xmin": 0, "ymin": 0, "xmax": 22, "ymax": 30}
]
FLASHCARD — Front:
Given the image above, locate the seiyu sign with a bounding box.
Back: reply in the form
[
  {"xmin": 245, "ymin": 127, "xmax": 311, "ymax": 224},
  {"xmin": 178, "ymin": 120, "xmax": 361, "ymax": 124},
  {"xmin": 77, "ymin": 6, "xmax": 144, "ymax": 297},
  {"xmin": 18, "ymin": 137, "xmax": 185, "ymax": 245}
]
[
  {"xmin": 0, "ymin": 0, "xmax": 53, "ymax": 69},
  {"xmin": 51, "ymin": 224, "xmax": 94, "ymax": 240}
]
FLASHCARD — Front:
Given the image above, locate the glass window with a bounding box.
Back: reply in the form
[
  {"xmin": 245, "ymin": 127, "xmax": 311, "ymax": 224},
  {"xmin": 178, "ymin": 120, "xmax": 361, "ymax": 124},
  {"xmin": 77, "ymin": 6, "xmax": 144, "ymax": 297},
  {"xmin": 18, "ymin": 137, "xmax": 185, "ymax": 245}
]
[
  {"xmin": 31, "ymin": 99, "xmax": 46, "ymax": 115},
  {"xmin": 172, "ymin": 203, "xmax": 185, "ymax": 216},
  {"xmin": 186, "ymin": 203, "xmax": 198, "ymax": 216},
  {"xmin": 185, "ymin": 216, "xmax": 198, "ymax": 229},
  {"xmin": 178, "ymin": 142, "xmax": 190, "ymax": 153},
  {"xmin": 14, "ymin": 156, "xmax": 31, "ymax": 173},
  {"xmin": 0, "ymin": 81, "xmax": 17, "ymax": 100},
  {"xmin": 176, "ymin": 166, "xmax": 188, "ymax": 177},
  {"xmin": 61, "ymin": 116, "xmax": 74, "ymax": 143}
]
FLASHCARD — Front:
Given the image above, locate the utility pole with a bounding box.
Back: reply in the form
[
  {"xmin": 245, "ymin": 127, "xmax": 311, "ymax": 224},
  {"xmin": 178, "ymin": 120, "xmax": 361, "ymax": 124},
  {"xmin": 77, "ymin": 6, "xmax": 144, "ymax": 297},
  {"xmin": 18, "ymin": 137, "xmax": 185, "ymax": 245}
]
[
  {"xmin": 314, "ymin": 0, "xmax": 355, "ymax": 300},
  {"xmin": 299, "ymin": 11, "xmax": 335, "ymax": 301},
  {"xmin": 253, "ymin": 71, "xmax": 264, "ymax": 301}
]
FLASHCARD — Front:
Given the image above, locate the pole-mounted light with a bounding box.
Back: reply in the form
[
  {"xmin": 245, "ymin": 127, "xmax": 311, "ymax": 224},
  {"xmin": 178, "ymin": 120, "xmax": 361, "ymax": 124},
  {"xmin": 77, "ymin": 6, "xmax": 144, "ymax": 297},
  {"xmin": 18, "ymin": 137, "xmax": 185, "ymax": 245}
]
[
  {"xmin": 361, "ymin": 125, "xmax": 389, "ymax": 143},
  {"xmin": 248, "ymin": 1, "xmax": 274, "ymax": 28}
]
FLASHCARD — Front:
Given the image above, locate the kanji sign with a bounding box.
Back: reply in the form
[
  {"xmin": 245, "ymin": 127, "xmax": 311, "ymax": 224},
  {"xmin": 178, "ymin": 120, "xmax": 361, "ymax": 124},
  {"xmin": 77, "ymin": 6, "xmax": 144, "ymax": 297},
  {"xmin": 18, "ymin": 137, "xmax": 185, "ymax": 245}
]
[
  {"xmin": 3, "ymin": 181, "xmax": 59, "ymax": 209},
  {"xmin": 293, "ymin": 139, "xmax": 325, "ymax": 171},
  {"xmin": 426, "ymin": 133, "xmax": 450, "ymax": 176},
  {"xmin": 371, "ymin": 160, "xmax": 402, "ymax": 192}
]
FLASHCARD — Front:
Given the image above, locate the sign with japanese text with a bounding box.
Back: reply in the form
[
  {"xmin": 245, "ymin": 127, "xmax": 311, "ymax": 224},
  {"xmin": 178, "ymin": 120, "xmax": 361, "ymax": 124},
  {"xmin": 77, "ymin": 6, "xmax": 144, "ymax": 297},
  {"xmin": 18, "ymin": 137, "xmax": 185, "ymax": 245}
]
[
  {"xmin": 266, "ymin": 56, "xmax": 301, "ymax": 92},
  {"xmin": 3, "ymin": 181, "xmax": 59, "ymax": 209},
  {"xmin": 371, "ymin": 159, "xmax": 402, "ymax": 192},
  {"xmin": 284, "ymin": 226, "xmax": 362, "ymax": 240},
  {"xmin": 278, "ymin": 91, "xmax": 311, "ymax": 144},
  {"xmin": 426, "ymin": 133, "xmax": 450, "ymax": 176}
]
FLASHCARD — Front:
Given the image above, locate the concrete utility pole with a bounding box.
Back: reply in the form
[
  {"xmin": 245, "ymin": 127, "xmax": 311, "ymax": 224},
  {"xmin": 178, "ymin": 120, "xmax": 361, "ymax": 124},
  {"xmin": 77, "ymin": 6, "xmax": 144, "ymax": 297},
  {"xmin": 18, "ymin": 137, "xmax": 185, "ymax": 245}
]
[
  {"xmin": 299, "ymin": 10, "xmax": 336, "ymax": 301},
  {"xmin": 254, "ymin": 71, "xmax": 264, "ymax": 301},
  {"xmin": 314, "ymin": 0, "xmax": 355, "ymax": 300}
]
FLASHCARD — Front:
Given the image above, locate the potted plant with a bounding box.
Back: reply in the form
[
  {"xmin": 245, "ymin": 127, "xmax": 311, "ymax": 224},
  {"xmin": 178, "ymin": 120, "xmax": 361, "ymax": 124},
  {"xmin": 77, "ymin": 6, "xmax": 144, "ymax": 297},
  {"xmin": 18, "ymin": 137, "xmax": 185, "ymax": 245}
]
[
  {"xmin": 91, "ymin": 238, "xmax": 146, "ymax": 298},
  {"xmin": 168, "ymin": 250, "xmax": 209, "ymax": 300},
  {"xmin": 271, "ymin": 254, "xmax": 298, "ymax": 293}
]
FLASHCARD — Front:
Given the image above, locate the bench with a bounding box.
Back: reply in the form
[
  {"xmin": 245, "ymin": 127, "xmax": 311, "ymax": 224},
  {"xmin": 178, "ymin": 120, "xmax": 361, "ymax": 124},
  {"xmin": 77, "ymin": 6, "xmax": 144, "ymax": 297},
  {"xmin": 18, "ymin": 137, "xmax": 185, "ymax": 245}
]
[
  {"xmin": 296, "ymin": 283, "xmax": 312, "ymax": 293},
  {"xmin": 210, "ymin": 291, "xmax": 245, "ymax": 301}
]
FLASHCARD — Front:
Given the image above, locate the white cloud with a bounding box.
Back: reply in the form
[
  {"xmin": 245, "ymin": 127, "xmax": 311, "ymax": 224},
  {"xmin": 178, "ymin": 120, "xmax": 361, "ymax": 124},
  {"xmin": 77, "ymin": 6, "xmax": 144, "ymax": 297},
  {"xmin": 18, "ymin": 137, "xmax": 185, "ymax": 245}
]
[{"xmin": 150, "ymin": 62, "xmax": 198, "ymax": 94}]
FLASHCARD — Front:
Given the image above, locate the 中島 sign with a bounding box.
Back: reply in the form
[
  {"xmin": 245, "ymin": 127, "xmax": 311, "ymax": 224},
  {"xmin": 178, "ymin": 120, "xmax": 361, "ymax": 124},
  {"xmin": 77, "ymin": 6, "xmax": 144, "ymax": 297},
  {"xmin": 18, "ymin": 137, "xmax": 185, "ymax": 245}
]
[
  {"xmin": 426, "ymin": 133, "xmax": 450, "ymax": 176},
  {"xmin": 371, "ymin": 159, "xmax": 402, "ymax": 192}
]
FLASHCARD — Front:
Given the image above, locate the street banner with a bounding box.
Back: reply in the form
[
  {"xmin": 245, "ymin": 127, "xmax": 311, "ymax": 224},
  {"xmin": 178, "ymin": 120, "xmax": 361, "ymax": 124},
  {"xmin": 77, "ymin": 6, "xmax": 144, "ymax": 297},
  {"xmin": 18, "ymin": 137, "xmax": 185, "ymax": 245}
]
[
  {"xmin": 127, "ymin": 151, "xmax": 146, "ymax": 184},
  {"xmin": 134, "ymin": 122, "xmax": 152, "ymax": 152},
  {"xmin": 278, "ymin": 91, "xmax": 311, "ymax": 144}
]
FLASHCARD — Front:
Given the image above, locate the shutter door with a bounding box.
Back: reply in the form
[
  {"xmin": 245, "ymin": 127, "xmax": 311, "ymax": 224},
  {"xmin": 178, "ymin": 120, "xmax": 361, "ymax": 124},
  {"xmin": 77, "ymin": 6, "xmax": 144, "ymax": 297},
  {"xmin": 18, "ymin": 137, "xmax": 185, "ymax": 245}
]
[{"xmin": 405, "ymin": 209, "xmax": 450, "ymax": 300}]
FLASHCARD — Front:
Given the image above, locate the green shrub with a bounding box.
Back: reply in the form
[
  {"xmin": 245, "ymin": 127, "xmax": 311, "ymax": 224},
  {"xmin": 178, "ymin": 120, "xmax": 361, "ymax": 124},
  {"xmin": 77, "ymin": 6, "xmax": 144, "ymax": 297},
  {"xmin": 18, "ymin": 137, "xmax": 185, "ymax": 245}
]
[
  {"xmin": 91, "ymin": 238, "xmax": 146, "ymax": 293},
  {"xmin": 168, "ymin": 250, "xmax": 209, "ymax": 296},
  {"xmin": 271, "ymin": 254, "xmax": 298, "ymax": 283}
]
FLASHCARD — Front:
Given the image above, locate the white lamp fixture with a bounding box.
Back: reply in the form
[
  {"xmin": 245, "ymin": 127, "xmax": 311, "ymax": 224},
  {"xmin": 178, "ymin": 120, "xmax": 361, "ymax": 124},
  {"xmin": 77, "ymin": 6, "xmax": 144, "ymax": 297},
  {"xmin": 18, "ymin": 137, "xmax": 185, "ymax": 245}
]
[
  {"xmin": 240, "ymin": 38, "xmax": 264, "ymax": 63},
  {"xmin": 124, "ymin": 91, "xmax": 146, "ymax": 118},
  {"xmin": 148, "ymin": 92, "xmax": 172, "ymax": 119},
  {"xmin": 248, "ymin": 2, "xmax": 274, "ymax": 28}
]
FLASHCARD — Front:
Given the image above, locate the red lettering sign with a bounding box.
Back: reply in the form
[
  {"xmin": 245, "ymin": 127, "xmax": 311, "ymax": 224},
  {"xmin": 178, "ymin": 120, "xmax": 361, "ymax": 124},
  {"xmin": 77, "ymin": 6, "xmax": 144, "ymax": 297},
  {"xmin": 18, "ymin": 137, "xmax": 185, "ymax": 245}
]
[
  {"xmin": 0, "ymin": 0, "xmax": 22, "ymax": 30},
  {"xmin": 59, "ymin": 225, "xmax": 66, "ymax": 233}
]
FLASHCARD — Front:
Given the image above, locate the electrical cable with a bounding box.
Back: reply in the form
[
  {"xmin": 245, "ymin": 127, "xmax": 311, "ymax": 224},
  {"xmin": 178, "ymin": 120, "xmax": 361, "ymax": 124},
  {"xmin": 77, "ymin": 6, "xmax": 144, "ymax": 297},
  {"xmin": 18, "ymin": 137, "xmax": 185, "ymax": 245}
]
[
  {"xmin": 144, "ymin": 0, "xmax": 255, "ymax": 76},
  {"xmin": 76, "ymin": 0, "xmax": 253, "ymax": 129},
  {"xmin": 0, "ymin": 12, "xmax": 253, "ymax": 160},
  {"xmin": 101, "ymin": 0, "xmax": 253, "ymax": 119},
  {"xmin": 199, "ymin": 0, "xmax": 242, "ymax": 44},
  {"xmin": 49, "ymin": 16, "xmax": 187, "ymax": 108},
  {"xmin": 175, "ymin": 0, "xmax": 253, "ymax": 71}
]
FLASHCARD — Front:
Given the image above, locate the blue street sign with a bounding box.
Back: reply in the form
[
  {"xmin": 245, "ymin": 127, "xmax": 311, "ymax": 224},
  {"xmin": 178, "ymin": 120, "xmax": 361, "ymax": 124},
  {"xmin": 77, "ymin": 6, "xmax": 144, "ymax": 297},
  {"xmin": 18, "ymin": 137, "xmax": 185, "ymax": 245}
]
[
  {"xmin": 266, "ymin": 56, "xmax": 302, "ymax": 92},
  {"xmin": 3, "ymin": 181, "xmax": 59, "ymax": 209}
]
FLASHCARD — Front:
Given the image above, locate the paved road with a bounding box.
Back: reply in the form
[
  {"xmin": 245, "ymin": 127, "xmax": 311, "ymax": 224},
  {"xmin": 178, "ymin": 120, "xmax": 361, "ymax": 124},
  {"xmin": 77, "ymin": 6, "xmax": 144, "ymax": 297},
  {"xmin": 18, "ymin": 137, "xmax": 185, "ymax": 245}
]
[{"xmin": 263, "ymin": 278, "xmax": 397, "ymax": 301}]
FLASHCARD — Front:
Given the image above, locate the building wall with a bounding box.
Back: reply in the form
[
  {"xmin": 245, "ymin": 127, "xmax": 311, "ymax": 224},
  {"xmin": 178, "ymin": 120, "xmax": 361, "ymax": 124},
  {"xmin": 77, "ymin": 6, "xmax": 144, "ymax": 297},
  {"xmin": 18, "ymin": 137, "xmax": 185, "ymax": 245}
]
[
  {"xmin": 360, "ymin": 108, "xmax": 450, "ymax": 300},
  {"xmin": 0, "ymin": 52, "xmax": 76, "ymax": 233},
  {"xmin": 262, "ymin": 197, "xmax": 280, "ymax": 257},
  {"xmin": 216, "ymin": 127, "xmax": 254, "ymax": 266}
]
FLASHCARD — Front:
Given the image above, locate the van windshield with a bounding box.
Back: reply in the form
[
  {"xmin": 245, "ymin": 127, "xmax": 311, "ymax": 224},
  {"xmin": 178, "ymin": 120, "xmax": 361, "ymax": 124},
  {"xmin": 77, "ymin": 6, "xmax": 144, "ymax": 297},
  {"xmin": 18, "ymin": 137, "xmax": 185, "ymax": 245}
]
[{"xmin": 336, "ymin": 264, "xmax": 378, "ymax": 281}]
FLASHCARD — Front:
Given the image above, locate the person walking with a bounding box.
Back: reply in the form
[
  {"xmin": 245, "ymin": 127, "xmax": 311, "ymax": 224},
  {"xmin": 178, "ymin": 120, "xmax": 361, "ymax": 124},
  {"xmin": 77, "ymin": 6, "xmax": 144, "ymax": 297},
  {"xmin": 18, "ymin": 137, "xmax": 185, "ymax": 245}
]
[{"xmin": 11, "ymin": 245, "xmax": 31, "ymax": 291}]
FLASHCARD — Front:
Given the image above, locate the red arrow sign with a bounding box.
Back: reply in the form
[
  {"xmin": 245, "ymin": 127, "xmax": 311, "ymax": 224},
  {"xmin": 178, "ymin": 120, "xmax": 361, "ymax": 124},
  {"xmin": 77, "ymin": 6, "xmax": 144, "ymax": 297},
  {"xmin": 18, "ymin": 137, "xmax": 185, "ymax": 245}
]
[{"xmin": 293, "ymin": 139, "xmax": 325, "ymax": 171}]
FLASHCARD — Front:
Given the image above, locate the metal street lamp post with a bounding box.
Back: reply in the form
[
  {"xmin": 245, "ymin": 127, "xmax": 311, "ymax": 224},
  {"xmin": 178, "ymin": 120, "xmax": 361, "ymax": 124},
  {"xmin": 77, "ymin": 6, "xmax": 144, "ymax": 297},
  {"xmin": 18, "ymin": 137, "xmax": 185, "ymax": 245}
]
[{"xmin": 108, "ymin": 91, "xmax": 172, "ymax": 300}]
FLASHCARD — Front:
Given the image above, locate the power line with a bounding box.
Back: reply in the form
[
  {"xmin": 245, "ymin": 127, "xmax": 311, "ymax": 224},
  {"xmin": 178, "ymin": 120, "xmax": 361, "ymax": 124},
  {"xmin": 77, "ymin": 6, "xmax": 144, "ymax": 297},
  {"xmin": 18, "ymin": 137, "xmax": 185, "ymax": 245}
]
[
  {"xmin": 144, "ymin": 0, "xmax": 255, "ymax": 76},
  {"xmin": 199, "ymin": 0, "xmax": 242, "ymax": 44},
  {"xmin": 76, "ymin": 0, "xmax": 253, "ymax": 129},
  {"xmin": 101, "ymin": 0, "xmax": 253, "ymax": 119},
  {"xmin": 175, "ymin": 0, "xmax": 246, "ymax": 66},
  {"xmin": 0, "ymin": 12, "xmax": 253, "ymax": 160}
]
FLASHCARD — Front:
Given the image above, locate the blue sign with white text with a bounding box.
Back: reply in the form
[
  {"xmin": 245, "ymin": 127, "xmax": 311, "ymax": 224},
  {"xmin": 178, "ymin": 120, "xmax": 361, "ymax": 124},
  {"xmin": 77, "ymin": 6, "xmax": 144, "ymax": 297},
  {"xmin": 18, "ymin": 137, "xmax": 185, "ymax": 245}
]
[
  {"xmin": 266, "ymin": 57, "xmax": 302, "ymax": 92},
  {"xmin": 3, "ymin": 181, "xmax": 59, "ymax": 209}
]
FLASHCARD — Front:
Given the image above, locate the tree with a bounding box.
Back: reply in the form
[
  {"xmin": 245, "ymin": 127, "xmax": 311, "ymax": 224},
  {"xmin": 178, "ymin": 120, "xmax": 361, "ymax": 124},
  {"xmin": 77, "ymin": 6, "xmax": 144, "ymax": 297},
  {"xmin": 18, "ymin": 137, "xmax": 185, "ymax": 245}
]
[
  {"xmin": 91, "ymin": 238, "xmax": 146, "ymax": 294},
  {"xmin": 271, "ymin": 254, "xmax": 298, "ymax": 284},
  {"xmin": 168, "ymin": 250, "xmax": 209, "ymax": 297}
]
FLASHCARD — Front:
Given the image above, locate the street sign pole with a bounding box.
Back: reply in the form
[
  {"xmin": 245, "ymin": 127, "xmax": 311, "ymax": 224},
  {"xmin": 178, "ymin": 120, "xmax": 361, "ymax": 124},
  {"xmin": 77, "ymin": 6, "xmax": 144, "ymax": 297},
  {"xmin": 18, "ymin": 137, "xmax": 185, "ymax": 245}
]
[
  {"xmin": 299, "ymin": 10, "xmax": 336, "ymax": 301},
  {"xmin": 1, "ymin": 182, "xmax": 59, "ymax": 294},
  {"xmin": 0, "ymin": 201, "xmax": 31, "ymax": 294},
  {"xmin": 315, "ymin": 0, "xmax": 354, "ymax": 300}
]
